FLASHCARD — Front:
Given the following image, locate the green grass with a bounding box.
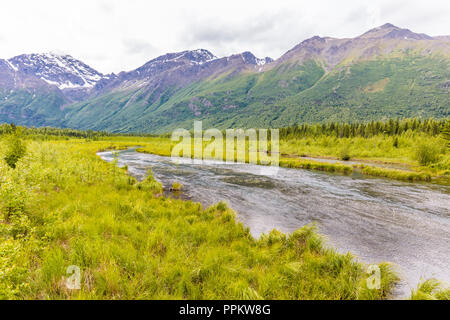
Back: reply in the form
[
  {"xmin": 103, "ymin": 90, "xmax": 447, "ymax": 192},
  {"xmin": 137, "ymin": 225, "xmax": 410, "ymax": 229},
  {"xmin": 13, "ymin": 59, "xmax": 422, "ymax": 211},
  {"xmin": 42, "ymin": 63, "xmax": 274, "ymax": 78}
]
[
  {"xmin": 170, "ymin": 182, "xmax": 183, "ymax": 192},
  {"xmin": 279, "ymin": 134, "xmax": 445, "ymax": 165},
  {"xmin": 279, "ymin": 133, "xmax": 449, "ymax": 183},
  {"xmin": 359, "ymin": 166, "xmax": 432, "ymax": 182},
  {"xmin": 410, "ymin": 279, "xmax": 450, "ymax": 300},
  {"xmin": 279, "ymin": 158, "xmax": 353, "ymax": 175}
]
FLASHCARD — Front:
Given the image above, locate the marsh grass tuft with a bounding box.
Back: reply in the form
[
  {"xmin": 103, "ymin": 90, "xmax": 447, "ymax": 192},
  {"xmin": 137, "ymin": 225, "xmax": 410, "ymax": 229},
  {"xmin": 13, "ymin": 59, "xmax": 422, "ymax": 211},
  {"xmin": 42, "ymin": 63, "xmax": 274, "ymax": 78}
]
[
  {"xmin": 410, "ymin": 279, "xmax": 450, "ymax": 300},
  {"xmin": 170, "ymin": 182, "xmax": 183, "ymax": 192},
  {"xmin": 339, "ymin": 145, "xmax": 351, "ymax": 161}
]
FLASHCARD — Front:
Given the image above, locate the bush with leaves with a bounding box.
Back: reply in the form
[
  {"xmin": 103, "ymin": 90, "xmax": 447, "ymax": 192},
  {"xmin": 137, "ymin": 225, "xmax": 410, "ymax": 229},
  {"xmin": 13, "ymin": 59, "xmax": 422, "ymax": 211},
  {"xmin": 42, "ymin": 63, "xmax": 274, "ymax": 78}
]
[
  {"xmin": 415, "ymin": 143, "xmax": 440, "ymax": 166},
  {"xmin": 3, "ymin": 133, "xmax": 26, "ymax": 169},
  {"xmin": 339, "ymin": 145, "xmax": 351, "ymax": 161},
  {"xmin": 442, "ymin": 121, "xmax": 450, "ymax": 148}
]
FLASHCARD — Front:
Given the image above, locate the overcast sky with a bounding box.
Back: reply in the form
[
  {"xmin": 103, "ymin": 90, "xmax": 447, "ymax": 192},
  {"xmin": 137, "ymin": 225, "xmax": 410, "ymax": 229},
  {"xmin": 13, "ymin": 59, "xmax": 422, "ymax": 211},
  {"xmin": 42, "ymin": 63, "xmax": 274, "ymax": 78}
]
[{"xmin": 0, "ymin": 0, "xmax": 448, "ymax": 73}]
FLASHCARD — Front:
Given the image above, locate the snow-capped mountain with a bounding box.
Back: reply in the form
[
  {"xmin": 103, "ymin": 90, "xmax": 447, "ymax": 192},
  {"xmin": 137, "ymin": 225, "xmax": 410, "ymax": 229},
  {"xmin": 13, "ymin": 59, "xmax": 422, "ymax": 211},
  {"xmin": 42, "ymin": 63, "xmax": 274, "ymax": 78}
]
[
  {"xmin": 8, "ymin": 53, "xmax": 105, "ymax": 90},
  {"xmin": 140, "ymin": 49, "xmax": 217, "ymax": 70},
  {"xmin": 121, "ymin": 49, "xmax": 218, "ymax": 81},
  {"xmin": 1, "ymin": 49, "xmax": 270, "ymax": 103},
  {"xmin": 99, "ymin": 49, "xmax": 271, "ymax": 95}
]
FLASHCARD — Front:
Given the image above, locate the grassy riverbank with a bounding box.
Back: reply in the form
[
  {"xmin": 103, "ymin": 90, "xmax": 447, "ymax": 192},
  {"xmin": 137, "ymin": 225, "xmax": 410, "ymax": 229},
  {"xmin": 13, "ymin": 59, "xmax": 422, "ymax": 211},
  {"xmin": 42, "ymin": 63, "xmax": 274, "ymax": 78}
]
[{"xmin": 131, "ymin": 133, "xmax": 448, "ymax": 184}]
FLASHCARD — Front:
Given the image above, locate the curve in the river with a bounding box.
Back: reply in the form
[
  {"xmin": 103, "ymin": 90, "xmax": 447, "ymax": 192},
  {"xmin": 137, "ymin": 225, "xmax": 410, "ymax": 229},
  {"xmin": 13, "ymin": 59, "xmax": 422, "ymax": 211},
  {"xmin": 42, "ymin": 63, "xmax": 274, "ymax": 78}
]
[{"xmin": 98, "ymin": 149, "xmax": 450, "ymax": 298}]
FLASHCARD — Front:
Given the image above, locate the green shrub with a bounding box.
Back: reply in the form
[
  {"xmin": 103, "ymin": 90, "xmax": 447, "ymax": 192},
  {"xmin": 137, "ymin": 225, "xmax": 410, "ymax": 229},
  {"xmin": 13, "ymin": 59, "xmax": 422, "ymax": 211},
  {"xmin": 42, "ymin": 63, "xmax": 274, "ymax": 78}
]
[
  {"xmin": 415, "ymin": 143, "xmax": 440, "ymax": 166},
  {"xmin": 442, "ymin": 121, "xmax": 450, "ymax": 148},
  {"xmin": 339, "ymin": 145, "xmax": 351, "ymax": 161},
  {"xmin": 393, "ymin": 137, "xmax": 399, "ymax": 148},
  {"xmin": 3, "ymin": 135, "xmax": 26, "ymax": 169}
]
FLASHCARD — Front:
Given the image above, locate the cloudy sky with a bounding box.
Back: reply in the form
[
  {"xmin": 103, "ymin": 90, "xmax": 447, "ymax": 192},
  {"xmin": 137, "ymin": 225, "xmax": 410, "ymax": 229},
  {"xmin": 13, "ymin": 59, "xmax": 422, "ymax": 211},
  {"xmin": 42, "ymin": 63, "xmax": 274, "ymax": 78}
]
[{"xmin": 0, "ymin": 0, "xmax": 448, "ymax": 73}]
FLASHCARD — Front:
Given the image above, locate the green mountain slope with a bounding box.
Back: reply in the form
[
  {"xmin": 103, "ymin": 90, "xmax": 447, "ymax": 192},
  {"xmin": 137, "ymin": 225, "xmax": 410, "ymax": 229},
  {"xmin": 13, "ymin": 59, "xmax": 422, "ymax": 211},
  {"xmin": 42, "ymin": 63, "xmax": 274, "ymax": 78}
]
[
  {"xmin": 62, "ymin": 53, "xmax": 449, "ymax": 133},
  {"xmin": 275, "ymin": 55, "xmax": 450, "ymax": 125},
  {"xmin": 0, "ymin": 88, "xmax": 66, "ymax": 127}
]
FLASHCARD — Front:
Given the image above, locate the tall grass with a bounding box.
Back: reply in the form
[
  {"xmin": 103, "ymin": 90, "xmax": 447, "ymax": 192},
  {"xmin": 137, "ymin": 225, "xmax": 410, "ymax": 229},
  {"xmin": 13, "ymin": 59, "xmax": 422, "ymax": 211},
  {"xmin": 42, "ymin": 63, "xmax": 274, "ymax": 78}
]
[
  {"xmin": 414, "ymin": 143, "xmax": 441, "ymax": 166},
  {"xmin": 410, "ymin": 279, "xmax": 450, "ymax": 300},
  {"xmin": 359, "ymin": 166, "xmax": 432, "ymax": 182}
]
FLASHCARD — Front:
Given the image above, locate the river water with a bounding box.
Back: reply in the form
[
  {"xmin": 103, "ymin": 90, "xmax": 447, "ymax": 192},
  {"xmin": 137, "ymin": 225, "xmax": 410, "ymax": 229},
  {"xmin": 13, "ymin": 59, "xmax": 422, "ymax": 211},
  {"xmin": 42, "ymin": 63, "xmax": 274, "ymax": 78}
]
[{"xmin": 98, "ymin": 149, "xmax": 450, "ymax": 297}]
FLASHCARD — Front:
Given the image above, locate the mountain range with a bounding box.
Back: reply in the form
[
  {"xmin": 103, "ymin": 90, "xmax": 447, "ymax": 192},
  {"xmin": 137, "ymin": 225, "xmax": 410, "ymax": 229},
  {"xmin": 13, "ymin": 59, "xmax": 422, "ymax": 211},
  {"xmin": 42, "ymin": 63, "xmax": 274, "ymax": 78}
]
[{"xmin": 0, "ymin": 23, "xmax": 449, "ymax": 133}]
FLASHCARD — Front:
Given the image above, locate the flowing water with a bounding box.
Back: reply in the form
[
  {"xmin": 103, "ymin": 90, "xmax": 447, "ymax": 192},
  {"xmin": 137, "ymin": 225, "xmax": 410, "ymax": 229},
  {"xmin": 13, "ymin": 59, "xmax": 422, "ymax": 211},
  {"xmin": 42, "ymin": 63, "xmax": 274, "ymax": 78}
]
[{"xmin": 98, "ymin": 149, "xmax": 450, "ymax": 297}]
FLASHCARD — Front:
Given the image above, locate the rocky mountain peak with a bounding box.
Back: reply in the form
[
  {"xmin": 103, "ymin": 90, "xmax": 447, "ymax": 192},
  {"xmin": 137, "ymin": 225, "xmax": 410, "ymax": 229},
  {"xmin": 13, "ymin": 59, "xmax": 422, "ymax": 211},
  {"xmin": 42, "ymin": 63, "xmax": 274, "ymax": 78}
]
[
  {"xmin": 147, "ymin": 49, "xmax": 216, "ymax": 65},
  {"xmin": 128, "ymin": 49, "xmax": 217, "ymax": 80},
  {"xmin": 358, "ymin": 23, "xmax": 433, "ymax": 40},
  {"xmin": 183, "ymin": 49, "xmax": 217, "ymax": 64},
  {"xmin": 379, "ymin": 23, "xmax": 396, "ymax": 29},
  {"xmin": 7, "ymin": 52, "xmax": 104, "ymax": 90},
  {"xmin": 236, "ymin": 52, "xmax": 273, "ymax": 66}
]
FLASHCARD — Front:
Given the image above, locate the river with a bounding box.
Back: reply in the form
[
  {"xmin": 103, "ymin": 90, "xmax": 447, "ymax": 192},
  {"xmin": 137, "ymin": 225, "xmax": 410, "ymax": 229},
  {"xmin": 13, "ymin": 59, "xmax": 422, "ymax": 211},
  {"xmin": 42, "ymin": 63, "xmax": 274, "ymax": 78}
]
[{"xmin": 98, "ymin": 148, "xmax": 450, "ymax": 297}]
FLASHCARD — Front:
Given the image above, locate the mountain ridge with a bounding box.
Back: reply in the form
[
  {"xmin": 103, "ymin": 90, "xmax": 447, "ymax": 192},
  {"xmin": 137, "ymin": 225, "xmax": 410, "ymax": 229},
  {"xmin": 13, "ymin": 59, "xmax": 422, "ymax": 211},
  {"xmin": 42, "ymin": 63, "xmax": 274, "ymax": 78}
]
[{"xmin": 0, "ymin": 23, "xmax": 449, "ymax": 132}]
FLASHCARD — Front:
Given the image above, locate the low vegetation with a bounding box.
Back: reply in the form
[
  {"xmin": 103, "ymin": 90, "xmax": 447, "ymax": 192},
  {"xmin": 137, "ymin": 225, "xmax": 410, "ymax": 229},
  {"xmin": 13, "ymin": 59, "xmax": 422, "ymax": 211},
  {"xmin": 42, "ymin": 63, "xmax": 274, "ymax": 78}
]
[
  {"xmin": 170, "ymin": 182, "xmax": 183, "ymax": 192},
  {"xmin": 279, "ymin": 158, "xmax": 353, "ymax": 175},
  {"xmin": 410, "ymin": 279, "xmax": 450, "ymax": 300},
  {"xmin": 3, "ymin": 126, "xmax": 27, "ymax": 169}
]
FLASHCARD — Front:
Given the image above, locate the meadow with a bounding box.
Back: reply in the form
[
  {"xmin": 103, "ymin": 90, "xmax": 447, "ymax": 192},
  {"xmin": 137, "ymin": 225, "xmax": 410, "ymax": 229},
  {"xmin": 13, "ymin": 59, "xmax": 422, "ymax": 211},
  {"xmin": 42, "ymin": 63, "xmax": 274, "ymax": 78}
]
[{"xmin": 0, "ymin": 123, "xmax": 449, "ymax": 299}]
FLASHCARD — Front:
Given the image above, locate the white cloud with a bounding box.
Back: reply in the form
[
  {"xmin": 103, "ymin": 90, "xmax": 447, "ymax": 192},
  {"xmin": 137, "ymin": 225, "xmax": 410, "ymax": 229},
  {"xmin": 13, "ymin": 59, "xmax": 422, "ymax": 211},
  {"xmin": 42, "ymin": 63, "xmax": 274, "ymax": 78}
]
[{"xmin": 0, "ymin": 0, "xmax": 448, "ymax": 73}]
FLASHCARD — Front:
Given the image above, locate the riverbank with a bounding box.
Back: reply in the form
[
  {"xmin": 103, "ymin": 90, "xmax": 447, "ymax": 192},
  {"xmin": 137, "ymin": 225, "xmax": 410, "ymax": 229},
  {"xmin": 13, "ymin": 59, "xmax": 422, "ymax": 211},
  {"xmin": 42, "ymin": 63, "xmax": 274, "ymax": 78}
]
[
  {"xmin": 0, "ymin": 139, "xmax": 401, "ymax": 299},
  {"xmin": 279, "ymin": 134, "xmax": 449, "ymax": 184},
  {"xmin": 279, "ymin": 156, "xmax": 436, "ymax": 183},
  {"xmin": 133, "ymin": 138, "xmax": 448, "ymax": 185}
]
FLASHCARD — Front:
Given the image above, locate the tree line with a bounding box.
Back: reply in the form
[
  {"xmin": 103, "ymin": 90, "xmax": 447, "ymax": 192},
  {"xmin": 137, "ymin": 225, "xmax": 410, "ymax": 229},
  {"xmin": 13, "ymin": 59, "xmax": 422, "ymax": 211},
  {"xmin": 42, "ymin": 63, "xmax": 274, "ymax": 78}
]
[
  {"xmin": 0, "ymin": 124, "xmax": 113, "ymax": 139},
  {"xmin": 0, "ymin": 124, "xmax": 160, "ymax": 139},
  {"xmin": 279, "ymin": 118, "xmax": 449, "ymax": 139},
  {"xmin": 1, "ymin": 118, "xmax": 449, "ymax": 141}
]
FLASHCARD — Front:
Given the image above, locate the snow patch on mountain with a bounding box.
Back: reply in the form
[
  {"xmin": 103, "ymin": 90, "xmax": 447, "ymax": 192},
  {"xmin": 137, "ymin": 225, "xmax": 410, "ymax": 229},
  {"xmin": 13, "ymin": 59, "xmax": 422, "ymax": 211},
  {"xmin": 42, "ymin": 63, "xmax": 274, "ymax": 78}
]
[
  {"xmin": 5, "ymin": 60, "xmax": 18, "ymax": 72},
  {"xmin": 239, "ymin": 52, "xmax": 273, "ymax": 66},
  {"xmin": 8, "ymin": 53, "xmax": 104, "ymax": 90}
]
